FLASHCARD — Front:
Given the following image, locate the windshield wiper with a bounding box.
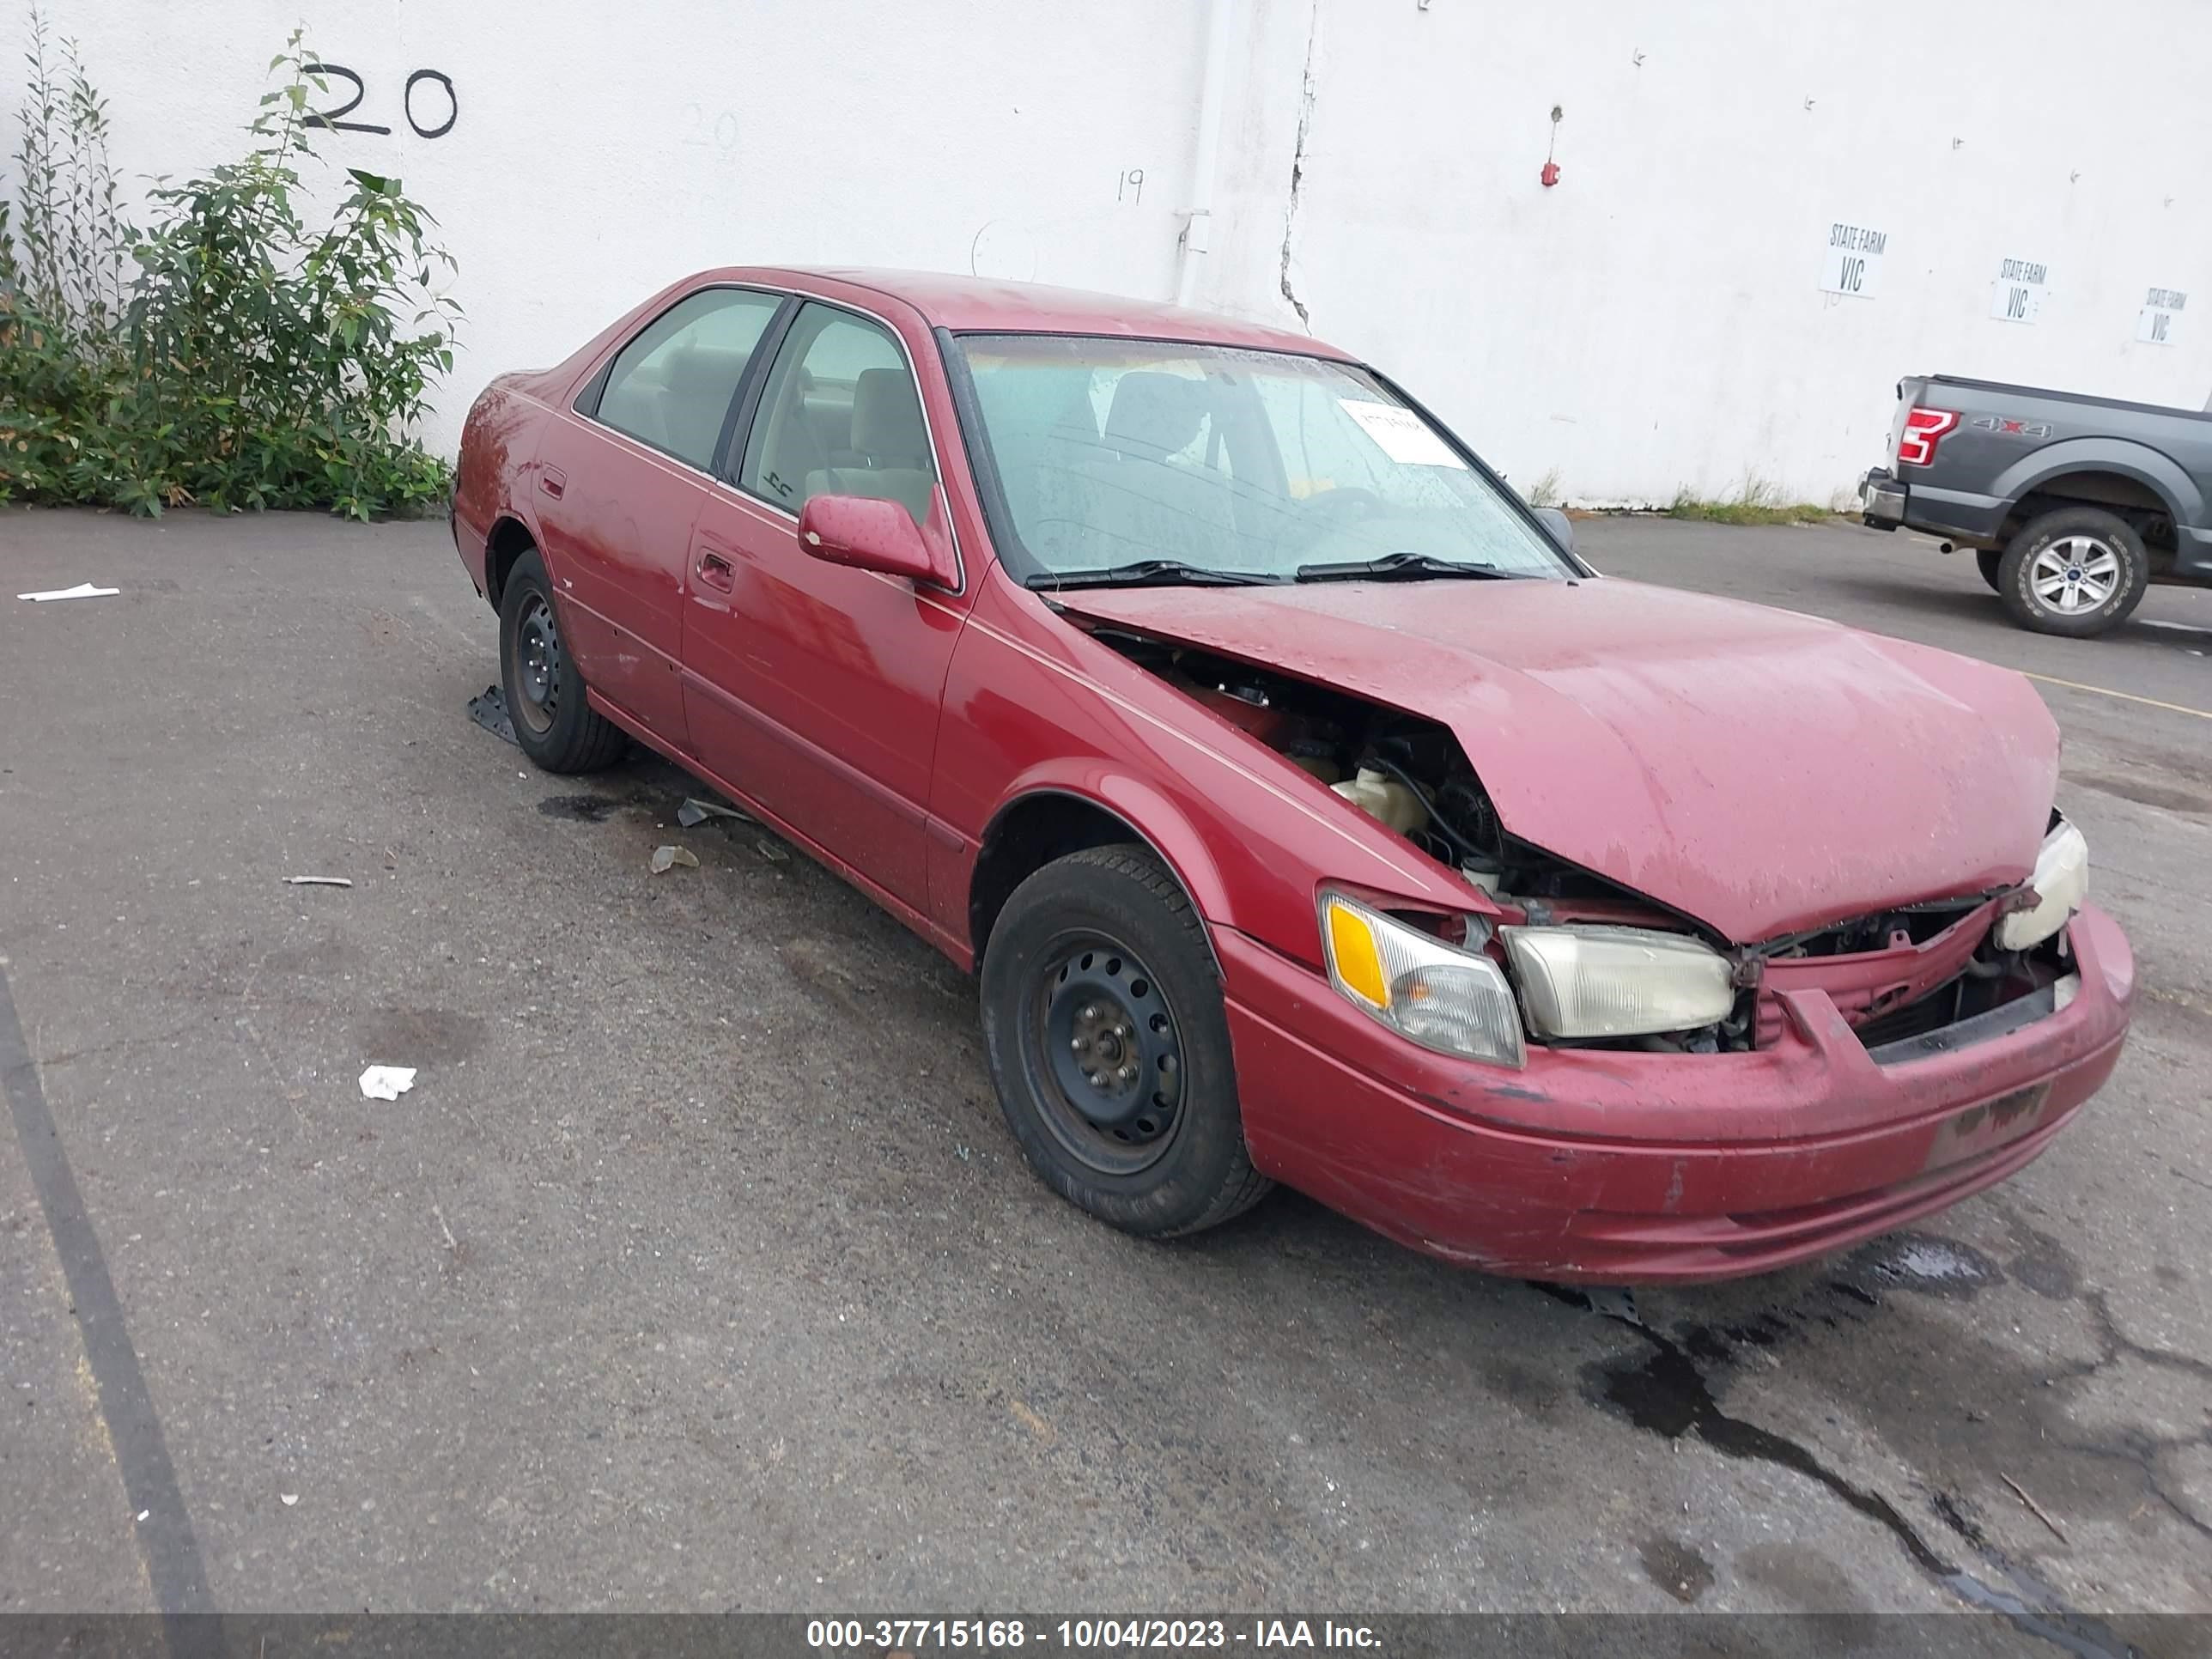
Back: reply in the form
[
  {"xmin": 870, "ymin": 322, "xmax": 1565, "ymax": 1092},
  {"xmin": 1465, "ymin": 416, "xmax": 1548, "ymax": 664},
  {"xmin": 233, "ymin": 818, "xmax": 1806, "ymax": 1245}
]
[
  {"xmin": 1294, "ymin": 551, "xmax": 1522, "ymax": 582},
  {"xmin": 1033, "ymin": 559, "xmax": 1280, "ymax": 590}
]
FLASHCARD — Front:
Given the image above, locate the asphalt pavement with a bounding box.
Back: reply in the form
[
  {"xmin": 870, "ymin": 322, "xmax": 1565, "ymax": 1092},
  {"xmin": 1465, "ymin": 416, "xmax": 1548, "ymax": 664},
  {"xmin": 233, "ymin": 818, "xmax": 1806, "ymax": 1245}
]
[{"xmin": 2, "ymin": 508, "xmax": 2209, "ymax": 1632}]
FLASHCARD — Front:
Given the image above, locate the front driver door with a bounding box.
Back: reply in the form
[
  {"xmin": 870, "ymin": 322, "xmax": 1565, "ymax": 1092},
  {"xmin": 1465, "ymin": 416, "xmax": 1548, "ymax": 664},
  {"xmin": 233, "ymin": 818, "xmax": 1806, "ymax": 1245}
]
[{"xmin": 682, "ymin": 300, "xmax": 969, "ymax": 912}]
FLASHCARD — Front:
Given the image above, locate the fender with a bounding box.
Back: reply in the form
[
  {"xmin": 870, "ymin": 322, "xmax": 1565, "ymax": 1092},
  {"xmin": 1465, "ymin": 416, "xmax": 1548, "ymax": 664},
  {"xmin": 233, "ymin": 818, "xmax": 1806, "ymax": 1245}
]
[
  {"xmin": 939, "ymin": 580, "xmax": 1489, "ymax": 973},
  {"xmin": 979, "ymin": 763, "xmax": 1238, "ymax": 935},
  {"xmin": 1994, "ymin": 435, "xmax": 2203, "ymax": 528},
  {"xmin": 962, "ymin": 742, "xmax": 1480, "ymax": 981}
]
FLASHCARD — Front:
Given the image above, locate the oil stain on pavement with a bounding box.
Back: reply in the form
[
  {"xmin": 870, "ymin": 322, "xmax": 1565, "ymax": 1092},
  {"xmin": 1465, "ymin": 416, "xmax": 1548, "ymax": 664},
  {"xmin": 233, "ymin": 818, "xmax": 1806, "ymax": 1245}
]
[{"xmin": 1542, "ymin": 1215, "xmax": 2209, "ymax": 1656}]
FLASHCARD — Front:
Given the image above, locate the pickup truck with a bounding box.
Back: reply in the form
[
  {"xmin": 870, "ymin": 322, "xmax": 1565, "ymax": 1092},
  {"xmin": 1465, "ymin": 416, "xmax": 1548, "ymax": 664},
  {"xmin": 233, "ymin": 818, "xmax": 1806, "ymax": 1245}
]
[{"xmin": 1861, "ymin": 374, "xmax": 2212, "ymax": 635}]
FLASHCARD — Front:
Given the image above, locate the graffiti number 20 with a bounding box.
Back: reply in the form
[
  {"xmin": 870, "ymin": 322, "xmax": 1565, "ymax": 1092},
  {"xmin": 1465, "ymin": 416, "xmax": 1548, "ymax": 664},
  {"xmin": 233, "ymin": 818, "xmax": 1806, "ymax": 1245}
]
[{"xmin": 304, "ymin": 63, "xmax": 458, "ymax": 139}]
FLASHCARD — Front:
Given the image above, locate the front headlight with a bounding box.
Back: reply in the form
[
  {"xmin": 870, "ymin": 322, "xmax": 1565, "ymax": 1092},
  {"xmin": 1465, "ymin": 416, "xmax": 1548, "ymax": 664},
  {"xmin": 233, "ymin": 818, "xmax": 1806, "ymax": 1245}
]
[
  {"xmin": 1995, "ymin": 818, "xmax": 2088, "ymax": 951},
  {"xmin": 1319, "ymin": 892, "xmax": 1525, "ymax": 1067},
  {"xmin": 1500, "ymin": 925, "xmax": 1736, "ymax": 1039}
]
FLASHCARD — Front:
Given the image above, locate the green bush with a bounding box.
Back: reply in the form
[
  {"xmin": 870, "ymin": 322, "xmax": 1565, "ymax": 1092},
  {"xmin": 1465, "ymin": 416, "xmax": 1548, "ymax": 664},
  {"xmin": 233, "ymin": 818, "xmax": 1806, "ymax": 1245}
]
[{"xmin": 0, "ymin": 9, "xmax": 459, "ymax": 518}]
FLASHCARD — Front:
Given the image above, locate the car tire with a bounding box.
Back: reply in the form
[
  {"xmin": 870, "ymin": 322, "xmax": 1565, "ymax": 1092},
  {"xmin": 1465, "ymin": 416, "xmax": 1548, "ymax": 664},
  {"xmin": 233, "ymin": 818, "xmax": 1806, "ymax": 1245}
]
[
  {"xmin": 1975, "ymin": 548, "xmax": 2003, "ymax": 592},
  {"xmin": 1996, "ymin": 507, "xmax": 2148, "ymax": 637},
  {"xmin": 498, "ymin": 547, "xmax": 628, "ymax": 773},
  {"xmin": 979, "ymin": 844, "xmax": 1272, "ymax": 1238}
]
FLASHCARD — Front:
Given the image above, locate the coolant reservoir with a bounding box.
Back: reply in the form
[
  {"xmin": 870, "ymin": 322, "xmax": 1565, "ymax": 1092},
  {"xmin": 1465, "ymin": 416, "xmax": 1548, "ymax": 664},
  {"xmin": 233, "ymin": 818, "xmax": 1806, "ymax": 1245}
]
[{"xmin": 1332, "ymin": 766, "xmax": 1429, "ymax": 836}]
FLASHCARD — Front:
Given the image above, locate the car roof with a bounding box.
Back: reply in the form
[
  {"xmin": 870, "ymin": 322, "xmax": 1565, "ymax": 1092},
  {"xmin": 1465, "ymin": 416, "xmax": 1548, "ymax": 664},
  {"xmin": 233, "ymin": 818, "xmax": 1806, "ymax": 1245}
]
[{"xmin": 699, "ymin": 265, "xmax": 1356, "ymax": 358}]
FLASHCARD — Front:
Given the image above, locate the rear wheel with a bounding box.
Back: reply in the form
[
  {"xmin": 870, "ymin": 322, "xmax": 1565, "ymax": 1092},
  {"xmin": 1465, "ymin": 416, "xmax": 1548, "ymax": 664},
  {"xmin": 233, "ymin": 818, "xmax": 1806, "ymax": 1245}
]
[
  {"xmin": 1975, "ymin": 548, "xmax": 2003, "ymax": 592},
  {"xmin": 499, "ymin": 548, "xmax": 627, "ymax": 772},
  {"xmin": 979, "ymin": 845, "xmax": 1270, "ymax": 1237},
  {"xmin": 1996, "ymin": 507, "xmax": 2148, "ymax": 637}
]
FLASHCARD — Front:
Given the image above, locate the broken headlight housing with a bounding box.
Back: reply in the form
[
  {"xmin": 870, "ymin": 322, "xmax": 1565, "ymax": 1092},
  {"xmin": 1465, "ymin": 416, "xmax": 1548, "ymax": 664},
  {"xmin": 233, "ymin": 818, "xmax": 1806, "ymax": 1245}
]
[
  {"xmin": 1500, "ymin": 925, "xmax": 1736, "ymax": 1040},
  {"xmin": 1994, "ymin": 817, "xmax": 2088, "ymax": 951},
  {"xmin": 1319, "ymin": 891, "xmax": 1525, "ymax": 1067}
]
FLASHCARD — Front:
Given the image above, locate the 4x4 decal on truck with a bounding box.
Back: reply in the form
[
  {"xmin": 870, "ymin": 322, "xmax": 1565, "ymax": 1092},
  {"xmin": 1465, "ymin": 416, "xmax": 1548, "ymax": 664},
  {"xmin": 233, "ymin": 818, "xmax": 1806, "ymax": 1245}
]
[{"xmin": 1969, "ymin": 415, "xmax": 2053, "ymax": 438}]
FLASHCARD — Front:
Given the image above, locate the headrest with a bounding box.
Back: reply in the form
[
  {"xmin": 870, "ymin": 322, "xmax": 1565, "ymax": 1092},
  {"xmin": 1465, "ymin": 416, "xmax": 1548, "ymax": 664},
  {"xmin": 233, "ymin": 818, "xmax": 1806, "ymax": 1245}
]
[
  {"xmin": 851, "ymin": 367, "xmax": 928, "ymax": 461},
  {"xmin": 663, "ymin": 346, "xmax": 752, "ymax": 401},
  {"xmin": 1103, "ymin": 372, "xmax": 1207, "ymax": 459}
]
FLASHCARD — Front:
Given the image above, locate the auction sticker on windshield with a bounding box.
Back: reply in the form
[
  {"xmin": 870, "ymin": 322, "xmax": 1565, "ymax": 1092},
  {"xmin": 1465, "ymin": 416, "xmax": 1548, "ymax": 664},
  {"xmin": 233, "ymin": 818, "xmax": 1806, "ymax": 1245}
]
[{"xmin": 1338, "ymin": 399, "xmax": 1468, "ymax": 467}]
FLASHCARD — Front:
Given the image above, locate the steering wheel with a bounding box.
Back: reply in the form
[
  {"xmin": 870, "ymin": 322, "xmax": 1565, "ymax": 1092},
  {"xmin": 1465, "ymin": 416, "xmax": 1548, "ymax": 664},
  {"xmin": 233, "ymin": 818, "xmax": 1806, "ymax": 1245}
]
[
  {"xmin": 1290, "ymin": 485, "xmax": 1386, "ymax": 550},
  {"xmin": 1303, "ymin": 485, "xmax": 1384, "ymax": 520}
]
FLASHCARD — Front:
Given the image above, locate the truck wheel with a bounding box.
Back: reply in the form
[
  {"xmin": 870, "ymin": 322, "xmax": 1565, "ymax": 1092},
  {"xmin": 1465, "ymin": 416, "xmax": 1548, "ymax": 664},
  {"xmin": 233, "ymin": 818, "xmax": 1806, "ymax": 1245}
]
[
  {"xmin": 1976, "ymin": 548, "xmax": 2003, "ymax": 592},
  {"xmin": 1996, "ymin": 507, "xmax": 2148, "ymax": 637},
  {"xmin": 499, "ymin": 548, "xmax": 628, "ymax": 772},
  {"xmin": 979, "ymin": 844, "xmax": 1272, "ymax": 1238}
]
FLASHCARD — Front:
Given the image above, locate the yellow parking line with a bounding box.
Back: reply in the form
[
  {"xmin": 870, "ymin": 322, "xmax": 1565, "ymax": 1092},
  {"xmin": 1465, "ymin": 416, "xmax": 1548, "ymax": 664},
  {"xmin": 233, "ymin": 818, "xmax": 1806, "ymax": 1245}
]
[{"xmin": 2020, "ymin": 671, "xmax": 2212, "ymax": 721}]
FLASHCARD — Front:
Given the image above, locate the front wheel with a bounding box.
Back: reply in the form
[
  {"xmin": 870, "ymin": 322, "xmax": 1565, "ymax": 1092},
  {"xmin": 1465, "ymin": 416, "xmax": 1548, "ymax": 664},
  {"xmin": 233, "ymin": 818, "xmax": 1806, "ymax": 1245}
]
[
  {"xmin": 1996, "ymin": 507, "xmax": 2148, "ymax": 637},
  {"xmin": 979, "ymin": 845, "xmax": 1271, "ymax": 1237}
]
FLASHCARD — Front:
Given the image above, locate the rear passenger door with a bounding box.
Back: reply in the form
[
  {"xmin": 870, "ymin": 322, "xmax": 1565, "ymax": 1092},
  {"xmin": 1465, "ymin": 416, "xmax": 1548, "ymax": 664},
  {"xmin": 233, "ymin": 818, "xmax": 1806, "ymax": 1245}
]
[
  {"xmin": 682, "ymin": 301, "xmax": 968, "ymax": 911},
  {"xmin": 533, "ymin": 285, "xmax": 786, "ymax": 749}
]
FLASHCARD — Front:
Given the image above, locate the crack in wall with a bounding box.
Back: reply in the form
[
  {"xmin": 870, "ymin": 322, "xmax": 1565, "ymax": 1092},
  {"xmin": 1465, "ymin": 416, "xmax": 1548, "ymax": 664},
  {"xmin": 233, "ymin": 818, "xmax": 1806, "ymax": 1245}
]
[{"xmin": 1276, "ymin": 0, "xmax": 1320, "ymax": 333}]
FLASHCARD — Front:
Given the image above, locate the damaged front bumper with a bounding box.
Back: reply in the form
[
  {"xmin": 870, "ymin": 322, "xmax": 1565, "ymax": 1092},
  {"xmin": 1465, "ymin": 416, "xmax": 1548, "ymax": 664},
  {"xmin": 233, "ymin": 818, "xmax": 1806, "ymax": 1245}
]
[{"xmin": 1221, "ymin": 904, "xmax": 2133, "ymax": 1284}]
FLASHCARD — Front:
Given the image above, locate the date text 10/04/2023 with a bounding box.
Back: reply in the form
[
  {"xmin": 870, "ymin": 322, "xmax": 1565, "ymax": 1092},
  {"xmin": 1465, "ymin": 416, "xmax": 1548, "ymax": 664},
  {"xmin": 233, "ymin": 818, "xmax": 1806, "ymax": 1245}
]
[{"xmin": 807, "ymin": 1620, "xmax": 1383, "ymax": 1651}]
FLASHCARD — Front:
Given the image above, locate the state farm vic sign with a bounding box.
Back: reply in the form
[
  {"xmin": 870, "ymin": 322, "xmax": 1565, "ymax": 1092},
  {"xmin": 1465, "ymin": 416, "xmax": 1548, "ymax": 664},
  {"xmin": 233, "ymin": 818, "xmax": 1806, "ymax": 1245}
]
[{"xmin": 1818, "ymin": 222, "xmax": 1887, "ymax": 299}]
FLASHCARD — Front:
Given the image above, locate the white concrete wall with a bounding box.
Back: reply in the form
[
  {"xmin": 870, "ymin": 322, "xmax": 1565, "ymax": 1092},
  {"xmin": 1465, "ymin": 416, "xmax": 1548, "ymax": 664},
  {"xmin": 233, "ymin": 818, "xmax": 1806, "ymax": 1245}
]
[{"xmin": 8, "ymin": 0, "xmax": 2211, "ymax": 504}]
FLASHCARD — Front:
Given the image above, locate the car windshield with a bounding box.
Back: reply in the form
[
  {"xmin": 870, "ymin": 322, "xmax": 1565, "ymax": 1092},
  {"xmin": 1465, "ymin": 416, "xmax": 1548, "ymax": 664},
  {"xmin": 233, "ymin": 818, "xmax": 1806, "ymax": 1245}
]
[{"xmin": 950, "ymin": 333, "xmax": 1573, "ymax": 586}]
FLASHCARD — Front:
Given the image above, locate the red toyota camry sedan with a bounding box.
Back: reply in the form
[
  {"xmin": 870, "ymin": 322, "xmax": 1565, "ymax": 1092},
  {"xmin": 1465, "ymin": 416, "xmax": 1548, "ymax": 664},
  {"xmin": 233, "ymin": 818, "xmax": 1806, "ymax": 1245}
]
[{"xmin": 450, "ymin": 266, "xmax": 2132, "ymax": 1282}]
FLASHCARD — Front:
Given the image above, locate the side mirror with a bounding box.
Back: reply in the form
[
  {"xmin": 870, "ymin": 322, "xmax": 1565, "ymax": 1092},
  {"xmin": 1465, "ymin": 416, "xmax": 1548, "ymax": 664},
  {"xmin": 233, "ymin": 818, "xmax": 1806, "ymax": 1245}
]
[
  {"xmin": 798, "ymin": 492, "xmax": 957, "ymax": 588},
  {"xmin": 1534, "ymin": 506, "xmax": 1576, "ymax": 556}
]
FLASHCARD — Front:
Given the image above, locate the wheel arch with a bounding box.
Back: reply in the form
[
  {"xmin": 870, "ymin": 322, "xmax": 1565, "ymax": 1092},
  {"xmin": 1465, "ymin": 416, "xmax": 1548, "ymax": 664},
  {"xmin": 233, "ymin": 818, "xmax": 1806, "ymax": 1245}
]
[
  {"xmin": 1997, "ymin": 441, "xmax": 2202, "ymax": 536},
  {"xmin": 968, "ymin": 785, "xmax": 1230, "ymax": 975},
  {"xmin": 483, "ymin": 515, "xmax": 540, "ymax": 610}
]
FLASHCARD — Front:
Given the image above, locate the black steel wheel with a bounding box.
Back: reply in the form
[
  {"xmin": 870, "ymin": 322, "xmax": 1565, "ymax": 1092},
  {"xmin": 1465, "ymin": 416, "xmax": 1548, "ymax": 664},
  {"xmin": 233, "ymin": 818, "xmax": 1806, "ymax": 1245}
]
[
  {"xmin": 1029, "ymin": 931, "xmax": 1188, "ymax": 1176},
  {"xmin": 498, "ymin": 547, "xmax": 627, "ymax": 773},
  {"xmin": 512, "ymin": 589, "xmax": 565, "ymax": 737},
  {"xmin": 981, "ymin": 844, "xmax": 1271, "ymax": 1237}
]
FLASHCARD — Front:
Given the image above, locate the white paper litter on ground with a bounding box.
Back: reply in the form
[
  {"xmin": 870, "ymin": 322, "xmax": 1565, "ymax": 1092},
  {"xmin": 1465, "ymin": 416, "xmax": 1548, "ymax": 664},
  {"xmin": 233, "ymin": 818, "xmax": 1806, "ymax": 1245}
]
[
  {"xmin": 283, "ymin": 876, "xmax": 354, "ymax": 888},
  {"xmin": 358, "ymin": 1066, "xmax": 416, "ymax": 1101},
  {"xmin": 16, "ymin": 582, "xmax": 120, "ymax": 602}
]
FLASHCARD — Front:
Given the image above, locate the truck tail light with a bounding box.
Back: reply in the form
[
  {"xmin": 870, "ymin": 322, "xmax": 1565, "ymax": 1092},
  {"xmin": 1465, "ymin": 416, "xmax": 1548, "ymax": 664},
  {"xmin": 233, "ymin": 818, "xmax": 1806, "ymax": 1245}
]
[{"xmin": 1896, "ymin": 406, "xmax": 1959, "ymax": 467}]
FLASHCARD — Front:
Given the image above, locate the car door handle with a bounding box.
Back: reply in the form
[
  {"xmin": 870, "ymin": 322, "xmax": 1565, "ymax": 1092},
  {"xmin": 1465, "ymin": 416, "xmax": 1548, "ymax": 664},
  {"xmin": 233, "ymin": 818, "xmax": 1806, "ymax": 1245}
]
[
  {"xmin": 539, "ymin": 466, "xmax": 566, "ymax": 500},
  {"xmin": 696, "ymin": 551, "xmax": 735, "ymax": 592}
]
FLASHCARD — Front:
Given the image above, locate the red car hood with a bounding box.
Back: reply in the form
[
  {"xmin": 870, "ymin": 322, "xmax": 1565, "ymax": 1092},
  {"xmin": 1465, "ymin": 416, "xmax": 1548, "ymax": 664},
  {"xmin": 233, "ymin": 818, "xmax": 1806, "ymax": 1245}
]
[{"xmin": 1057, "ymin": 577, "xmax": 2058, "ymax": 942}]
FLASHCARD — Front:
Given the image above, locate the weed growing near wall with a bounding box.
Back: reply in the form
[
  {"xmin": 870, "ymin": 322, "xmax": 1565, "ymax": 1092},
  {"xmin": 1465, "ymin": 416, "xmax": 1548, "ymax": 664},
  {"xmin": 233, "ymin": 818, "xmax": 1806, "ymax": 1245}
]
[{"xmin": 0, "ymin": 9, "xmax": 459, "ymax": 517}]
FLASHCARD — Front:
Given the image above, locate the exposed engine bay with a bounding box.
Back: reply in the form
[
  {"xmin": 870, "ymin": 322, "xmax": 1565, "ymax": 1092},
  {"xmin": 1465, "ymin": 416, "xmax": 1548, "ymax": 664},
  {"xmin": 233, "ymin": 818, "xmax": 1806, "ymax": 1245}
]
[
  {"xmin": 1090, "ymin": 623, "xmax": 2073, "ymax": 1057},
  {"xmin": 1088, "ymin": 627, "xmax": 1668, "ymax": 918}
]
